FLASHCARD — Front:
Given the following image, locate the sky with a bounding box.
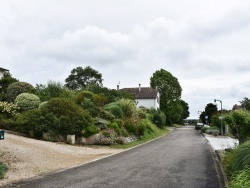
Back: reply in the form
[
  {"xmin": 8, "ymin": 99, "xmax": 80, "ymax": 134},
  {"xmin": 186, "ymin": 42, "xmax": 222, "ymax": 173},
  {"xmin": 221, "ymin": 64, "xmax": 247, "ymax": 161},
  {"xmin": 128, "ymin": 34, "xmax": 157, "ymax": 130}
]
[{"xmin": 1, "ymin": 0, "xmax": 250, "ymax": 119}]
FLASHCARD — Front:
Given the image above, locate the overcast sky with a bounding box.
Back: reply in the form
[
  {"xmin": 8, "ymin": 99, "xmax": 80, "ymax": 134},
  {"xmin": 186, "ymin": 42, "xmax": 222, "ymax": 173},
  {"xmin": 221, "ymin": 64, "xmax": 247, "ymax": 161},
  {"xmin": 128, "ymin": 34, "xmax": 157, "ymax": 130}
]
[{"xmin": 1, "ymin": 0, "xmax": 250, "ymax": 119}]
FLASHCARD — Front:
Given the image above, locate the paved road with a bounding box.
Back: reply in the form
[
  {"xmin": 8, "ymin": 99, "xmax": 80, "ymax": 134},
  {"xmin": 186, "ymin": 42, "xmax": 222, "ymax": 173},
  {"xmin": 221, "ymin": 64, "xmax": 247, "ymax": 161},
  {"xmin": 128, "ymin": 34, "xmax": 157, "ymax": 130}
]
[{"xmin": 11, "ymin": 126, "xmax": 223, "ymax": 188}]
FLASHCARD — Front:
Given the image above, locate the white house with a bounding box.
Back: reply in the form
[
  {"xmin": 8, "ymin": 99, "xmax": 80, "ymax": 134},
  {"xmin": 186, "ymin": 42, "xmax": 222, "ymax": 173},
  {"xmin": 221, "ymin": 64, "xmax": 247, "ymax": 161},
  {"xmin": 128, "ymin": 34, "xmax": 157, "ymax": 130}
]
[
  {"xmin": 120, "ymin": 84, "xmax": 160, "ymax": 110},
  {"xmin": 0, "ymin": 67, "xmax": 9, "ymax": 79}
]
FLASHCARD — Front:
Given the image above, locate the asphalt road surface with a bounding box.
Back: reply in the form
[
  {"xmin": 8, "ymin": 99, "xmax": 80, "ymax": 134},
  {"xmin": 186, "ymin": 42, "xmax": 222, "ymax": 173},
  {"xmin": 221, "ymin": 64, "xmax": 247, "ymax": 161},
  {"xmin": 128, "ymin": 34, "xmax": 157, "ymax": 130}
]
[{"xmin": 10, "ymin": 126, "xmax": 223, "ymax": 188}]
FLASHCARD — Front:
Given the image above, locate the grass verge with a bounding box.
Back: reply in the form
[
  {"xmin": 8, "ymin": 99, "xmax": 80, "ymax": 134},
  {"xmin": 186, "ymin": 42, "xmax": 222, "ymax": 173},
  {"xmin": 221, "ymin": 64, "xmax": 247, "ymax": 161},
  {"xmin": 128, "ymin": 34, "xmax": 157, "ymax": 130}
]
[
  {"xmin": 111, "ymin": 127, "xmax": 169, "ymax": 149},
  {"xmin": 0, "ymin": 162, "xmax": 8, "ymax": 179}
]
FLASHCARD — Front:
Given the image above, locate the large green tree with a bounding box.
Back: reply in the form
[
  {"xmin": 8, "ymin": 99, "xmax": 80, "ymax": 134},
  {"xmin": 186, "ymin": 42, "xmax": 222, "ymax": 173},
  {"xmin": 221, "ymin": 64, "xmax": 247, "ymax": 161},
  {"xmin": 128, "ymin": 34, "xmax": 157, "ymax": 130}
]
[
  {"xmin": 65, "ymin": 66, "xmax": 103, "ymax": 90},
  {"xmin": 150, "ymin": 69, "xmax": 182, "ymax": 125}
]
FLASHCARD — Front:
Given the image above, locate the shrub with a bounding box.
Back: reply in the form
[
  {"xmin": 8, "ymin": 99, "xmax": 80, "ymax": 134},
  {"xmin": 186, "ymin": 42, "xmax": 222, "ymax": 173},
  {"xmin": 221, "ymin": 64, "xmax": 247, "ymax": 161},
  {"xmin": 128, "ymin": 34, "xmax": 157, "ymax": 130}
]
[
  {"xmin": 230, "ymin": 166, "xmax": 250, "ymax": 188},
  {"xmin": 224, "ymin": 110, "xmax": 250, "ymax": 144},
  {"xmin": 15, "ymin": 93, "xmax": 40, "ymax": 111},
  {"xmin": 104, "ymin": 103, "xmax": 124, "ymax": 119},
  {"xmin": 83, "ymin": 124, "xmax": 99, "ymax": 138},
  {"xmin": 201, "ymin": 126, "xmax": 209, "ymax": 133},
  {"xmin": 116, "ymin": 98, "xmax": 137, "ymax": 118},
  {"xmin": 0, "ymin": 101, "xmax": 19, "ymax": 117},
  {"xmin": 138, "ymin": 121, "xmax": 147, "ymax": 136},
  {"xmin": 124, "ymin": 121, "xmax": 137, "ymax": 135},
  {"xmin": 149, "ymin": 108, "xmax": 166, "ymax": 128},
  {"xmin": 40, "ymin": 98, "xmax": 93, "ymax": 136},
  {"xmin": 95, "ymin": 117, "xmax": 110, "ymax": 130},
  {"xmin": 15, "ymin": 109, "xmax": 45, "ymax": 138},
  {"xmin": 98, "ymin": 108, "xmax": 115, "ymax": 121},
  {"xmin": 0, "ymin": 162, "xmax": 8, "ymax": 179},
  {"xmin": 6, "ymin": 82, "xmax": 35, "ymax": 102},
  {"xmin": 226, "ymin": 140, "xmax": 250, "ymax": 174},
  {"xmin": 98, "ymin": 129, "xmax": 117, "ymax": 145},
  {"xmin": 109, "ymin": 122, "xmax": 122, "ymax": 135}
]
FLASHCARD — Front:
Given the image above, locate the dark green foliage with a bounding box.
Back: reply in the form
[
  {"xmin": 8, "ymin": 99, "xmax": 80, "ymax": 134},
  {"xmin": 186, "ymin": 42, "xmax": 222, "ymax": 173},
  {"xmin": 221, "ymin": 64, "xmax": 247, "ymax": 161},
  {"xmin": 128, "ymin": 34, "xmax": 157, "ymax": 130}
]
[
  {"xmin": 200, "ymin": 103, "xmax": 218, "ymax": 125},
  {"xmin": 65, "ymin": 66, "xmax": 103, "ymax": 90},
  {"xmin": 150, "ymin": 69, "xmax": 182, "ymax": 125},
  {"xmin": 6, "ymin": 82, "xmax": 35, "ymax": 102},
  {"xmin": 83, "ymin": 124, "xmax": 99, "ymax": 138},
  {"xmin": 229, "ymin": 166, "xmax": 250, "ymax": 188},
  {"xmin": 0, "ymin": 72, "xmax": 18, "ymax": 101},
  {"xmin": 0, "ymin": 162, "xmax": 8, "ymax": 179},
  {"xmin": 116, "ymin": 99, "xmax": 137, "ymax": 118},
  {"xmin": 40, "ymin": 98, "xmax": 93, "ymax": 136},
  {"xmin": 98, "ymin": 108, "xmax": 115, "ymax": 121},
  {"xmin": 124, "ymin": 121, "xmax": 137, "ymax": 135},
  {"xmin": 15, "ymin": 109, "xmax": 45, "ymax": 138},
  {"xmin": 35, "ymin": 81, "xmax": 65, "ymax": 101},
  {"xmin": 104, "ymin": 103, "xmax": 124, "ymax": 119},
  {"xmin": 109, "ymin": 122, "xmax": 122, "ymax": 135},
  {"xmin": 226, "ymin": 140, "xmax": 250, "ymax": 174},
  {"xmin": 224, "ymin": 110, "xmax": 250, "ymax": 144},
  {"xmin": 87, "ymin": 85, "xmax": 135, "ymax": 103},
  {"xmin": 95, "ymin": 117, "xmax": 110, "ymax": 130},
  {"xmin": 149, "ymin": 108, "xmax": 166, "ymax": 128}
]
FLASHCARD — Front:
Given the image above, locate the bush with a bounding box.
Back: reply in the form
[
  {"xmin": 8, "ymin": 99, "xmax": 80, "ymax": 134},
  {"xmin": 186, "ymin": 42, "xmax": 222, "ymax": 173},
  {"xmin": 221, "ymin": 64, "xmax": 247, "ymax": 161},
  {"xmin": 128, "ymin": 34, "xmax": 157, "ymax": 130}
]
[
  {"xmin": 109, "ymin": 122, "xmax": 122, "ymax": 135},
  {"xmin": 116, "ymin": 99, "xmax": 137, "ymax": 118},
  {"xmin": 99, "ymin": 129, "xmax": 117, "ymax": 145},
  {"xmin": 40, "ymin": 98, "xmax": 93, "ymax": 136},
  {"xmin": 149, "ymin": 108, "xmax": 166, "ymax": 128},
  {"xmin": 95, "ymin": 117, "xmax": 110, "ymax": 130},
  {"xmin": 0, "ymin": 101, "xmax": 19, "ymax": 118},
  {"xmin": 98, "ymin": 108, "xmax": 115, "ymax": 121},
  {"xmin": 15, "ymin": 109, "xmax": 45, "ymax": 138},
  {"xmin": 15, "ymin": 93, "xmax": 40, "ymax": 111},
  {"xmin": 104, "ymin": 103, "xmax": 124, "ymax": 119},
  {"xmin": 6, "ymin": 82, "xmax": 35, "ymax": 102},
  {"xmin": 230, "ymin": 166, "xmax": 250, "ymax": 188},
  {"xmin": 224, "ymin": 110, "xmax": 250, "ymax": 144},
  {"xmin": 0, "ymin": 162, "xmax": 8, "ymax": 179},
  {"xmin": 83, "ymin": 124, "xmax": 99, "ymax": 138},
  {"xmin": 201, "ymin": 126, "xmax": 209, "ymax": 133},
  {"xmin": 226, "ymin": 140, "xmax": 250, "ymax": 174}
]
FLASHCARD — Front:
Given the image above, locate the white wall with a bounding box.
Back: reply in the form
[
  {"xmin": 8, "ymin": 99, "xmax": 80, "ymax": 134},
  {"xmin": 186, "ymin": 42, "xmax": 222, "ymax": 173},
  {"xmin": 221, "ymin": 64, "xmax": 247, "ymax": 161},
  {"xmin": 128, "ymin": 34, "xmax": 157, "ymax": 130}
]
[
  {"xmin": 0, "ymin": 71, "xmax": 4, "ymax": 79},
  {"xmin": 136, "ymin": 98, "xmax": 159, "ymax": 109}
]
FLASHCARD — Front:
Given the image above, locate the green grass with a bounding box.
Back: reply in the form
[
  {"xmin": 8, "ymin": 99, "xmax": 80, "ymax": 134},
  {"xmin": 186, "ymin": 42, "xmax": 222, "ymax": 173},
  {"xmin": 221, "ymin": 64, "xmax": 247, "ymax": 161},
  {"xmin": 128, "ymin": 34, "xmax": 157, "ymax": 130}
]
[
  {"xmin": 111, "ymin": 127, "xmax": 169, "ymax": 149},
  {"xmin": 0, "ymin": 162, "xmax": 8, "ymax": 179}
]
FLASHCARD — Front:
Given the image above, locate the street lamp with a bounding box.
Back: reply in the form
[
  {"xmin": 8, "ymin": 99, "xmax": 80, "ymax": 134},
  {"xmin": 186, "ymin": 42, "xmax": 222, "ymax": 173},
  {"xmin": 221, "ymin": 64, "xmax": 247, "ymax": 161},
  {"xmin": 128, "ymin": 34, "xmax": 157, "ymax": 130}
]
[{"xmin": 214, "ymin": 99, "xmax": 223, "ymax": 135}]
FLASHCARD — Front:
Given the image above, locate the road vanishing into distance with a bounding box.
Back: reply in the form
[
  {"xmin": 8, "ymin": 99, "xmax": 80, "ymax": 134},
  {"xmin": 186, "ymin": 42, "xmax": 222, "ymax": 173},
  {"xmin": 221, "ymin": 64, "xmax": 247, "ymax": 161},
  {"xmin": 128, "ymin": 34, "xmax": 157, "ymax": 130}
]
[{"xmin": 11, "ymin": 126, "xmax": 223, "ymax": 188}]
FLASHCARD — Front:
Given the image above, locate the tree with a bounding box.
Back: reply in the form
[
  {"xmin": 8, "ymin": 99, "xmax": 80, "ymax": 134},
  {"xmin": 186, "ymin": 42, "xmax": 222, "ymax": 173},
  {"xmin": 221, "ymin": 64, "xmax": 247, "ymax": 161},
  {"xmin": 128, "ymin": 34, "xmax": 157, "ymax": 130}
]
[
  {"xmin": 150, "ymin": 69, "xmax": 182, "ymax": 125},
  {"xmin": 200, "ymin": 103, "xmax": 217, "ymax": 124},
  {"xmin": 65, "ymin": 66, "xmax": 103, "ymax": 90},
  {"xmin": 0, "ymin": 72, "xmax": 18, "ymax": 101},
  {"xmin": 239, "ymin": 97, "xmax": 250, "ymax": 110},
  {"xmin": 180, "ymin": 100, "xmax": 190, "ymax": 120}
]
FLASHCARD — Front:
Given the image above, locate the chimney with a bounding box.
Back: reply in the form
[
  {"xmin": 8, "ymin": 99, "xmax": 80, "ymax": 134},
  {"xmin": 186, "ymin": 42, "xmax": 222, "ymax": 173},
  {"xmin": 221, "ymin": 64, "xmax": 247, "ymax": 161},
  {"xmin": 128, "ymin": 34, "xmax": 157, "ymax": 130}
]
[
  {"xmin": 117, "ymin": 85, "xmax": 119, "ymax": 90},
  {"xmin": 139, "ymin": 83, "xmax": 141, "ymax": 91}
]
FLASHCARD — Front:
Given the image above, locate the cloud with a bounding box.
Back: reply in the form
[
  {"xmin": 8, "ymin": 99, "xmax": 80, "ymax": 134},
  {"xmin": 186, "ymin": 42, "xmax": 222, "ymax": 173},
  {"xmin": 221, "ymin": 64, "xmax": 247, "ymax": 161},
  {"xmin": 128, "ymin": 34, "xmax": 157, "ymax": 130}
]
[{"xmin": 2, "ymin": 0, "xmax": 250, "ymax": 118}]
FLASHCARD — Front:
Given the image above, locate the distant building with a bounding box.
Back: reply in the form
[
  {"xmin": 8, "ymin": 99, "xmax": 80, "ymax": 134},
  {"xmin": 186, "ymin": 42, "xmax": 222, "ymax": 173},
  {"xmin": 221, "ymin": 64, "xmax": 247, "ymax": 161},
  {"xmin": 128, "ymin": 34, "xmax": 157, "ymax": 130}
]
[
  {"xmin": 0, "ymin": 67, "xmax": 9, "ymax": 79},
  {"xmin": 120, "ymin": 84, "xmax": 160, "ymax": 110}
]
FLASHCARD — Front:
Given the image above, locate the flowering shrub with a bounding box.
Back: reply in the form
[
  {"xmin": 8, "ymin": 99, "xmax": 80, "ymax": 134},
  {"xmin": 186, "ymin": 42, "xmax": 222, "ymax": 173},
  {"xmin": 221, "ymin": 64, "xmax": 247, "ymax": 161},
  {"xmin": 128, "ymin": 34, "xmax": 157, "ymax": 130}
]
[
  {"xmin": 0, "ymin": 101, "xmax": 19, "ymax": 117},
  {"xmin": 98, "ymin": 129, "xmax": 117, "ymax": 145}
]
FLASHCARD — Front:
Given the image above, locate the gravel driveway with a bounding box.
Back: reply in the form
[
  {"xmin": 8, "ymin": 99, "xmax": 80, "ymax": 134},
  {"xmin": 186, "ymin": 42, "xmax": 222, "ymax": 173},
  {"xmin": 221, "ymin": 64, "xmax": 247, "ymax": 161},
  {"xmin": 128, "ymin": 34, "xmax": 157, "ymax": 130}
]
[{"xmin": 0, "ymin": 133, "xmax": 124, "ymax": 187}]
